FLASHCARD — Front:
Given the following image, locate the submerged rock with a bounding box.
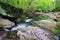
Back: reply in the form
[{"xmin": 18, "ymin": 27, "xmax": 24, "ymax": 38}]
[
  {"xmin": 0, "ymin": 18, "xmax": 15, "ymax": 28},
  {"xmin": 17, "ymin": 26, "xmax": 56, "ymax": 40}
]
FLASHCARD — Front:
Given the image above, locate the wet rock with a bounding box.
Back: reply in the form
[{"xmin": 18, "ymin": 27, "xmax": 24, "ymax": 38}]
[
  {"xmin": 0, "ymin": 27, "xmax": 5, "ymax": 31},
  {"xmin": 0, "ymin": 31, "xmax": 7, "ymax": 40},
  {"xmin": 17, "ymin": 26, "xmax": 56, "ymax": 40},
  {"xmin": 0, "ymin": 31, "xmax": 17, "ymax": 40},
  {"xmin": 0, "ymin": 18, "xmax": 15, "ymax": 28},
  {"xmin": 33, "ymin": 19, "xmax": 57, "ymax": 30}
]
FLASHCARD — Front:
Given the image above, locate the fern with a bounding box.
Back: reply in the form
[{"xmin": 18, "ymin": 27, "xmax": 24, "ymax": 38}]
[{"xmin": 0, "ymin": 0, "xmax": 55, "ymax": 12}]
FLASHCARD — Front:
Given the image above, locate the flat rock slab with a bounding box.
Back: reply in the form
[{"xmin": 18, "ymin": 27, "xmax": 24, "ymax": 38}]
[{"xmin": 17, "ymin": 26, "xmax": 57, "ymax": 40}]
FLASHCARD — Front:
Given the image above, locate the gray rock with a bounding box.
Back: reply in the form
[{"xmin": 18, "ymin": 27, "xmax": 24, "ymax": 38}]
[
  {"xmin": 43, "ymin": 12, "xmax": 56, "ymax": 19},
  {"xmin": 0, "ymin": 18, "xmax": 15, "ymax": 28},
  {"xmin": 33, "ymin": 19, "xmax": 57, "ymax": 30},
  {"xmin": 17, "ymin": 26, "xmax": 56, "ymax": 40}
]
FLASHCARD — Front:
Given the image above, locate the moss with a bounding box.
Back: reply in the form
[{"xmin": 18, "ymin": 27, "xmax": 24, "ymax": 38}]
[
  {"xmin": 50, "ymin": 38, "xmax": 55, "ymax": 40},
  {"xmin": 52, "ymin": 29, "xmax": 60, "ymax": 34},
  {"xmin": 56, "ymin": 22, "xmax": 60, "ymax": 27},
  {"xmin": 33, "ymin": 14, "xmax": 50, "ymax": 21},
  {"xmin": 56, "ymin": 16, "xmax": 60, "ymax": 22}
]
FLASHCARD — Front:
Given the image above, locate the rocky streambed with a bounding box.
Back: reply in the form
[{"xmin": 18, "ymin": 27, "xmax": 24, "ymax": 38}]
[
  {"xmin": 0, "ymin": 1, "xmax": 60, "ymax": 40},
  {"xmin": 0, "ymin": 17, "xmax": 60, "ymax": 40},
  {"xmin": 0, "ymin": 7, "xmax": 60, "ymax": 40}
]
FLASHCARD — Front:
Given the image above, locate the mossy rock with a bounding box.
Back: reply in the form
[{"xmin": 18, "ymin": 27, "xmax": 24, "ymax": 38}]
[
  {"xmin": 56, "ymin": 22, "xmax": 60, "ymax": 28},
  {"xmin": 33, "ymin": 14, "xmax": 50, "ymax": 21},
  {"xmin": 54, "ymin": 16, "xmax": 60, "ymax": 22},
  {"xmin": 57, "ymin": 16, "xmax": 60, "ymax": 22},
  {"xmin": 51, "ymin": 22, "xmax": 60, "ymax": 34}
]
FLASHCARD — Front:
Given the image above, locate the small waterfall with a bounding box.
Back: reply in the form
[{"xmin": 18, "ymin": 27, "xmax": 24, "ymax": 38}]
[
  {"xmin": 11, "ymin": 23, "xmax": 28, "ymax": 30},
  {"xmin": 11, "ymin": 19, "xmax": 32, "ymax": 30}
]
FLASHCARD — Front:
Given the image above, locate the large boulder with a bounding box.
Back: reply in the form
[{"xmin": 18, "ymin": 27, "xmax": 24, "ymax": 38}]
[
  {"xmin": 33, "ymin": 19, "xmax": 57, "ymax": 30},
  {"xmin": 43, "ymin": 12, "xmax": 56, "ymax": 19},
  {"xmin": 17, "ymin": 26, "xmax": 57, "ymax": 40},
  {"xmin": 0, "ymin": 18, "xmax": 15, "ymax": 28}
]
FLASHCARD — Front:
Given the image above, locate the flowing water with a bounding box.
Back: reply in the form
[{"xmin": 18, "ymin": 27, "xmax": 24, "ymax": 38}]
[
  {"xmin": 10, "ymin": 19, "xmax": 59, "ymax": 40},
  {"xmin": 11, "ymin": 19, "xmax": 32, "ymax": 30}
]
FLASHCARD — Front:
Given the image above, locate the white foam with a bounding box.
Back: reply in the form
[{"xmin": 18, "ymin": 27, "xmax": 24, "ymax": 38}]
[
  {"xmin": 25, "ymin": 19, "xmax": 32, "ymax": 22},
  {"xmin": 11, "ymin": 23, "xmax": 28, "ymax": 30}
]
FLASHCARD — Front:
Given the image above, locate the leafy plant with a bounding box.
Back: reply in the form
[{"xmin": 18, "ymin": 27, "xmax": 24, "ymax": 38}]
[
  {"xmin": 0, "ymin": 0, "xmax": 55, "ymax": 12},
  {"xmin": 0, "ymin": 0, "xmax": 56, "ymax": 21},
  {"xmin": 52, "ymin": 29, "xmax": 60, "ymax": 34},
  {"xmin": 56, "ymin": 0, "xmax": 60, "ymax": 8},
  {"xmin": 53, "ymin": 0, "xmax": 60, "ymax": 11},
  {"xmin": 55, "ymin": 16, "xmax": 60, "ymax": 22}
]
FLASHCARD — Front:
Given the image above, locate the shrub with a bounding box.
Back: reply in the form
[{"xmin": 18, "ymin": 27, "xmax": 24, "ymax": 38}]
[{"xmin": 0, "ymin": 0, "xmax": 55, "ymax": 12}]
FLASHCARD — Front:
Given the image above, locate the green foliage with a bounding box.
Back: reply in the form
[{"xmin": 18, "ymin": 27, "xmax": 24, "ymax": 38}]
[
  {"xmin": 33, "ymin": 14, "xmax": 50, "ymax": 21},
  {"xmin": 0, "ymin": 0, "xmax": 55, "ymax": 12},
  {"xmin": 0, "ymin": 0, "xmax": 7, "ymax": 3},
  {"xmin": 56, "ymin": 22, "xmax": 60, "ymax": 27},
  {"xmin": 56, "ymin": 16, "xmax": 60, "ymax": 22},
  {"xmin": 0, "ymin": 6, "xmax": 7, "ymax": 15},
  {"xmin": 0, "ymin": 0, "xmax": 56, "ymax": 21},
  {"xmin": 35, "ymin": 0, "xmax": 55, "ymax": 12},
  {"xmin": 56, "ymin": 0, "xmax": 60, "ymax": 8},
  {"xmin": 52, "ymin": 29, "xmax": 60, "ymax": 34},
  {"xmin": 53, "ymin": 0, "xmax": 60, "ymax": 11}
]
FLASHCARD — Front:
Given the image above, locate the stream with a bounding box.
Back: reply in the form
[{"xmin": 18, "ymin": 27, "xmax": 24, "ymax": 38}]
[
  {"xmin": 10, "ymin": 19, "xmax": 59, "ymax": 40},
  {"xmin": 11, "ymin": 19, "xmax": 32, "ymax": 30},
  {"xmin": 0, "ymin": 18, "xmax": 59, "ymax": 40}
]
